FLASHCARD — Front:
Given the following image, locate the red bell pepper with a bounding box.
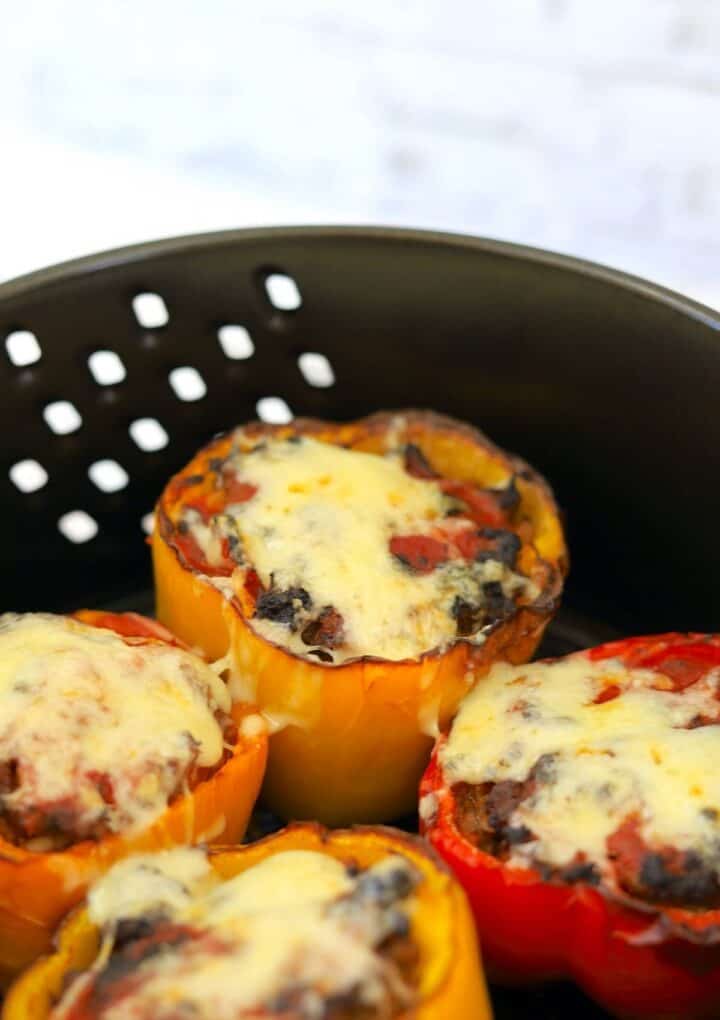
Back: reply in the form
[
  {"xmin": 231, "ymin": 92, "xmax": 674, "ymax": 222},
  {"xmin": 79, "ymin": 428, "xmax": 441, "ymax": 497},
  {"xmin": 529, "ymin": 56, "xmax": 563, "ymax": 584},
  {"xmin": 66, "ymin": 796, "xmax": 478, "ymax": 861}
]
[{"xmin": 420, "ymin": 634, "xmax": 720, "ymax": 1020}]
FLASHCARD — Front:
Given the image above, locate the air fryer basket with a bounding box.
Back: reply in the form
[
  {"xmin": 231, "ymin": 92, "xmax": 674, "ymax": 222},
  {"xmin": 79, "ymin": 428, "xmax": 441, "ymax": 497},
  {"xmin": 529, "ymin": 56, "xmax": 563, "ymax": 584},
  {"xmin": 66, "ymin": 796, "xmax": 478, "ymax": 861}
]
[{"xmin": 1, "ymin": 226, "xmax": 719, "ymax": 1018}]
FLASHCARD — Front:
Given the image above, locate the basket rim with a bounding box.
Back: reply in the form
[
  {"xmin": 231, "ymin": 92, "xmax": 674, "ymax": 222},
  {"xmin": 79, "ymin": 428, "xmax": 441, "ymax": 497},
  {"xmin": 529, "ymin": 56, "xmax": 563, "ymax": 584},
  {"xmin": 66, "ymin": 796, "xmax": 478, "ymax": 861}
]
[{"xmin": 0, "ymin": 224, "xmax": 718, "ymax": 329}]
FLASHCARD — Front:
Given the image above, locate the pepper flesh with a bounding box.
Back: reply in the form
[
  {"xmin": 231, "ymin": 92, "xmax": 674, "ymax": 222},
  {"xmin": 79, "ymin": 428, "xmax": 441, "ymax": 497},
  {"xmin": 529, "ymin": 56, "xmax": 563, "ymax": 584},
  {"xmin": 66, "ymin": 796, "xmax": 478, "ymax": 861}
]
[
  {"xmin": 420, "ymin": 634, "xmax": 720, "ymax": 1020},
  {"xmin": 0, "ymin": 611, "xmax": 267, "ymax": 983},
  {"xmin": 153, "ymin": 410, "xmax": 567, "ymax": 824},
  {"xmin": 2, "ymin": 824, "xmax": 492, "ymax": 1020}
]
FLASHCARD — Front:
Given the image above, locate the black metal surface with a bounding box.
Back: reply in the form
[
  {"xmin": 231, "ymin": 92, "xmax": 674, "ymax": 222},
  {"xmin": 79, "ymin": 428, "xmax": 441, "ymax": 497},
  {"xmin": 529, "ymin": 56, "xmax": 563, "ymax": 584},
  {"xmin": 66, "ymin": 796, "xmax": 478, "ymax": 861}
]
[{"xmin": 1, "ymin": 226, "xmax": 720, "ymax": 1017}]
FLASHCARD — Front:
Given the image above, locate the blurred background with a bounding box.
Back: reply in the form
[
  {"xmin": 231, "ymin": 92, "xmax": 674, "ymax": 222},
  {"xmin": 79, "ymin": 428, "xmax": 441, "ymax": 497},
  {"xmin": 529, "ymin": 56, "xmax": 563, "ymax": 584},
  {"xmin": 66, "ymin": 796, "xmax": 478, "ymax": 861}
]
[{"xmin": 1, "ymin": 1, "xmax": 719, "ymax": 307}]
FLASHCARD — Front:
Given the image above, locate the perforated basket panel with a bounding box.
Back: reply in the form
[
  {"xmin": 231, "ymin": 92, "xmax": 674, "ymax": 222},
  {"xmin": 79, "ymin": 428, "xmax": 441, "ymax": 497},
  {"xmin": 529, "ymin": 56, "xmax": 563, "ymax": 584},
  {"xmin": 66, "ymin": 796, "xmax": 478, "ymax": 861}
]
[
  {"xmin": 2, "ymin": 226, "xmax": 720, "ymax": 1018},
  {"xmin": 1, "ymin": 226, "xmax": 719, "ymax": 627}
]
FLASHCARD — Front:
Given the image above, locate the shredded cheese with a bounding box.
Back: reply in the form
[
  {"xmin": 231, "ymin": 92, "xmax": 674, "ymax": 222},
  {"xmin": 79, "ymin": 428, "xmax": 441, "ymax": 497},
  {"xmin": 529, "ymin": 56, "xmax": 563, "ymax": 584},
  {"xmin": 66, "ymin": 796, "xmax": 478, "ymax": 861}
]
[
  {"xmin": 441, "ymin": 654, "xmax": 720, "ymax": 879},
  {"xmin": 185, "ymin": 436, "xmax": 528, "ymax": 663},
  {"xmin": 52, "ymin": 847, "xmax": 420, "ymax": 1020},
  {"xmin": 0, "ymin": 614, "xmax": 230, "ymax": 843}
]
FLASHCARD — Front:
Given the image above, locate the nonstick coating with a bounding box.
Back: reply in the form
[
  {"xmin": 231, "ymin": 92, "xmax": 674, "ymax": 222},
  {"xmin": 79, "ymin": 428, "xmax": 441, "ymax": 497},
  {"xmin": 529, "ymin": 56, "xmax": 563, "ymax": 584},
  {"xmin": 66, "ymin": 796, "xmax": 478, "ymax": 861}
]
[{"xmin": 1, "ymin": 226, "xmax": 719, "ymax": 1017}]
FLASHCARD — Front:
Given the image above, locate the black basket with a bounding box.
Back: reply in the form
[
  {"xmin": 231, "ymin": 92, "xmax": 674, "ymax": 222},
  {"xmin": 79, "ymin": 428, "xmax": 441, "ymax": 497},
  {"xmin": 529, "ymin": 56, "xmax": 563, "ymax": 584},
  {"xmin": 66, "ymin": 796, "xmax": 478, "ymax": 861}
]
[{"xmin": 2, "ymin": 226, "xmax": 720, "ymax": 1018}]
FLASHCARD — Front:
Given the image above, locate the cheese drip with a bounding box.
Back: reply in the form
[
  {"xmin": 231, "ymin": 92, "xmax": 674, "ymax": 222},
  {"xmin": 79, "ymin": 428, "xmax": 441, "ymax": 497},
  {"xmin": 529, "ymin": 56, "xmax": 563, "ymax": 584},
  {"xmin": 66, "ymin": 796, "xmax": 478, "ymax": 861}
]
[
  {"xmin": 441, "ymin": 655, "xmax": 720, "ymax": 879},
  {"xmin": 187, "ymin": 436, "xmax": 528, "ymax": 663},
  {"xmin": 0, "ymin": 614, "xmax": 230, "ymax": 844},
  {"xmin": 52, "ymin": 847, "xmax": 420, "ymax": 1020}
]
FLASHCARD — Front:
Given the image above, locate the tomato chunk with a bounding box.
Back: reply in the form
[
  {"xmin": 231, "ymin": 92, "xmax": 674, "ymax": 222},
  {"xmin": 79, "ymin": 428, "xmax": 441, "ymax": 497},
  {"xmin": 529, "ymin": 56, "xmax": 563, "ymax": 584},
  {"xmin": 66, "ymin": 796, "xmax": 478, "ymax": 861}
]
[
  {"xmin": 440, "ymin": 481, "xmax": 507, "ymax": 528},
  {"xmin": 224, "ymin": 478, "xmax": 257, "ymax": 504},
  {"xmin": 593, "ymin": 684, "xmax": 621, "ymax": 705},
  {"xmin": 390, "ymin": 535, "xmax": 450, "ymax": 574},
  {"xmin": 174, "ymin": 531, "xmax": 234, "ymax": 578}
]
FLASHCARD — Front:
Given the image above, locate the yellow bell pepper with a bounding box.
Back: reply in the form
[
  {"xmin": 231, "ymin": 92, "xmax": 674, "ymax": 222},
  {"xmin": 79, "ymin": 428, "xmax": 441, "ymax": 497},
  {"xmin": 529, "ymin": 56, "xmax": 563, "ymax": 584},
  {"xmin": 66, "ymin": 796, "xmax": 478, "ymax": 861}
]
[
  {"xmin": 3, "ymin": 824, "xmax": 492, "ymax": 1020},
  {"xmin": 153, "ymin": 411, "xmax": 567, "ymax": 824}
]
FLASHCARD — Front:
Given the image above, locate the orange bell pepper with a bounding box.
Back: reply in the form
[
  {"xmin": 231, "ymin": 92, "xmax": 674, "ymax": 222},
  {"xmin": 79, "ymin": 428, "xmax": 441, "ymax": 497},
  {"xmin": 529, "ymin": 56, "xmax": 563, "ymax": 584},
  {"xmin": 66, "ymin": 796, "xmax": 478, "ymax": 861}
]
[
  {"xmin": 0, "ymin": 611, "xmax": 267, "ymax": 982},
  {"xmin": 153, "ymin": 410, "xmax": 567, "ymax": 824},
  {"xmin": 2, "ymin": 824, "xmax": 492, "ymax": 1020}
]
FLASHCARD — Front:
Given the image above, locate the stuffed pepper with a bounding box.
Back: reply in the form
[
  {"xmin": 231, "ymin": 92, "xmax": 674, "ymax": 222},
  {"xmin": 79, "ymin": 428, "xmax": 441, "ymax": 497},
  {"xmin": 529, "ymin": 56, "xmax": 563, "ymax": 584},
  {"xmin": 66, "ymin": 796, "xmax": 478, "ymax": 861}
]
[
  {"xmin": 3, "ymin": 823, "xmax": 491, "ymax": 1020},
  {"xmin": 420, "ymin": 633, "xmax": 720, "ymax": 1019},
  {"xmin": 0, "ymin": 611, "xmax": 267, "ymax": 980},
  {"xmin": 153, "ymin": 409, "xmax": 566, "ymax": 824}
]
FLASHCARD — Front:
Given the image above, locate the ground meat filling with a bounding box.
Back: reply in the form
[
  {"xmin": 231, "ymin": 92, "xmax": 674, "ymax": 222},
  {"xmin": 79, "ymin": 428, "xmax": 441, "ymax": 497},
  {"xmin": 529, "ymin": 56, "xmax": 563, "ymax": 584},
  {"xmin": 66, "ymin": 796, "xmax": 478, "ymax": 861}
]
[
  {"xmin": 450, "ymin": 750, "xmax": 603, "ymax": 885},
  {"xmin": 0, "ymin": 710, "xmax": 236, "ymax": 851},
  {"xmin": 51, "ymin": 852, "xmax": 422, "ymax": 1020},
  {"xmin": 167, "ymin": 433, "xmax": 537, "ymax": 664},
  {"xmin": 255, "ymin": 585, "xmax": 313, "ymax": 628},
  {"xmin": 453, "ymin": 765, "xmax": 720, "ymax": 906},
  {"xmin": 72, "ymin": 926, "xmax": 416, "ymax": 1020},
  {"xmin": 447, "ymin": 648, "xmax": 720, "ymax": 911},
  {"xmin": 0, "ymin": 616, "xmax": 233, "ymax": 853},
  {"xmin": 453, "ymin": 770, "xmax": 602, "ymax": 888},
  {"xmin": 607, "ymin": 815, "xmax": 720, "ymax": 909}
]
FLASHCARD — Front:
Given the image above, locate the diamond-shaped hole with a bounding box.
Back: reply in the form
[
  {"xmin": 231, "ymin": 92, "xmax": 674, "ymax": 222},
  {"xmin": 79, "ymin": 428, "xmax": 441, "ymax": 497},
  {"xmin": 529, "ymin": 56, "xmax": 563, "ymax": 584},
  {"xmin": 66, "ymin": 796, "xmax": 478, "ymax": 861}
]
[
  {"xmin": 44, "ymin": 400, "xmax": 82, "ymax": 435},
  {"xmin": 133, "ymin": 292, "xmax": 169, "ymax": 329},
  {"xmin": 169, "ymin": 366, "xmax": 207, "ymax": 402},
  {"xmin": 265, "ymin": 273, "xmax": 302, "ymax": 311},
  {"xmin": 88, "ymin": 459, "xmax": 129, "ymax": 493},
  {"xmin": 58, "ymin": 510, "xmax": 98, "ymax": 544},
  {"xmin": 256, "ymin": 396, "xmax": 293, "ymax": 424},
  {"xmin": 129, "ymin": 418, "xmax": 169, "ymax": 452},
  {"xmin": 141, "ymin": 512, "xmax": 155, "ymax": 535},
  {"xmin": 5, "ymin": 330, "xmax": 42, "ymax": 367},
  {"xmin": 298, "ymin": 352, "xmax": 335, "ymax": 388},
  {"xmin": 218, "ymin": 325, "xmax": 254, "ymax": 360},
  {"xmin": 88, "ymin": 350, "xmax": 126, "ymax": 386},
  {"xmin": 9, "ymin": 459, "xmax": 48, "ymax": 493}
]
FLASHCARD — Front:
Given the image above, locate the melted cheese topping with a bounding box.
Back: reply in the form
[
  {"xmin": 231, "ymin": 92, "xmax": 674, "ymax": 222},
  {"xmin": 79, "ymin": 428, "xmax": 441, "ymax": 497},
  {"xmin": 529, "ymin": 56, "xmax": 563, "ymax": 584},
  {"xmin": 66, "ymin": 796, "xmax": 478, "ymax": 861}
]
[
  {"xmin": 186, "ymin": 436, "xmax": 528, "ymax": 663},
  {"xmin": 0, "ymin": 614, "xmax": 230, "ymax": 844},
  {"xmin": 53, "ymin": 847, "xmax": 419, "ymax": 1020},
  {"xmin": 441, "ymin": 655, "xmax": 720, "ymax": 880}
]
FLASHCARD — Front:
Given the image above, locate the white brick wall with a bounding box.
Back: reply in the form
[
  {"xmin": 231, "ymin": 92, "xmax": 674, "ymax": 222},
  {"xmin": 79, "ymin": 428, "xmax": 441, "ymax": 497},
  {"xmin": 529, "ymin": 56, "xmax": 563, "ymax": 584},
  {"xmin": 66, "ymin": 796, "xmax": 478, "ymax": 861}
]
[{"xmin": 0, "ymin": 1, "xmax": 718, "ymax": 307}]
